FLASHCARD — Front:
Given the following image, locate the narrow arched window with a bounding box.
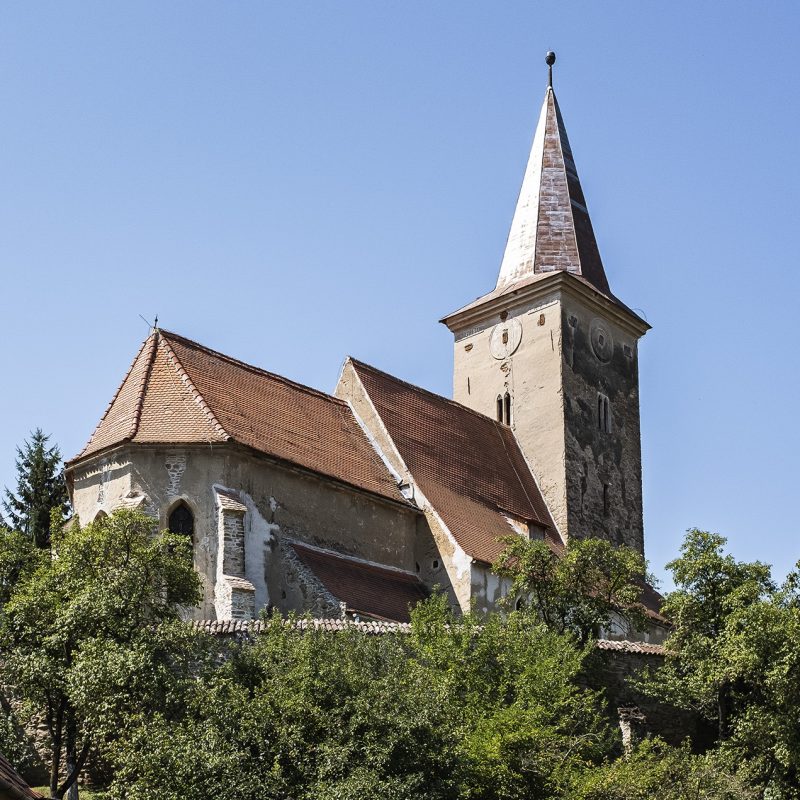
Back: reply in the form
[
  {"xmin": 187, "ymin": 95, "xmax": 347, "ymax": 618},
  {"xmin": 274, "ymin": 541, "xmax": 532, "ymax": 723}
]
[
  {"xmin": 496, "ymin": 395, "xmax": 503, "ymax": 422},
  {"xmin": 503, "ymin": 392, "xmax": 512, "ymax": 426},
  {"xmin": 169, "ymin": 503, "xmax": 194, "ymax": 539},
  {"xmin": 597, "ymin": 393, "xmax": 610, "ymax": 433}
]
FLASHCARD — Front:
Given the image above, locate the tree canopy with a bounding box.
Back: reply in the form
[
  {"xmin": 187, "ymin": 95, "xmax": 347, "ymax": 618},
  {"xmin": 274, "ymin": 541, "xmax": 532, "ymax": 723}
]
[
  {"xmin": 641, "ymin": 529, "xmax": 800, "ymax": 798},
  {"xmin": 2, "ymin": 429, "xmax": 69, "ymax": 549},
  {"xmin": 0, "ymin": 509, "xmax": 202, "ymax": 799},
  {"xmin": 492, "ymin": 535, "xmax": 650, "ymax": 643}
]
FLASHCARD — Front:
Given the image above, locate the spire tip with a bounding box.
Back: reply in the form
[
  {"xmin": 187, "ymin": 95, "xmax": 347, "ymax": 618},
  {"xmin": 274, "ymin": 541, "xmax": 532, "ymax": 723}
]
[{"xmin": 545, "ymin": 51, "xmax": 556, "ymax": 87}]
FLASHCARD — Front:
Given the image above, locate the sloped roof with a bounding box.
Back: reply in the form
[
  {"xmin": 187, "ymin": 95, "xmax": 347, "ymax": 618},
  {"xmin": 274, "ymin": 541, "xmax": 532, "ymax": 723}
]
[
  {"xmin": 291, "ymin": 542, "xmax": 428, "ymax": 623},
  {"xmin": 70, "ymin": 330, "xmax": 405, "ymax": 505},
  {"xmin": 349, "ymin": 359, "xmax": 559, "ymax": 565},
  {"xmin": 0, "ymin": 752, "xmax": 42, "ymax": 800}
]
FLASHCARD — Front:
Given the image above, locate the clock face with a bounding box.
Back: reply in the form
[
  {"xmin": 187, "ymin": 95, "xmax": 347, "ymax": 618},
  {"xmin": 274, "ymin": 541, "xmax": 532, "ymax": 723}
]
[
  {"xmin": 590, "ymin": 318, "xmax": 613, "ymax": 363},
  {"xmin": 489, "ymin": 318, "xmax": 522, "ymax": 360}
]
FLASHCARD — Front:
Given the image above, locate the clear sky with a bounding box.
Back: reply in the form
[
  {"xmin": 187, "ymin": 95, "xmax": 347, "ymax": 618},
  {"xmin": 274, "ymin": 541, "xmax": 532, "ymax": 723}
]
[{"xmin": 1, "ymin": 2, "xmax": 797, "ymax": 590}]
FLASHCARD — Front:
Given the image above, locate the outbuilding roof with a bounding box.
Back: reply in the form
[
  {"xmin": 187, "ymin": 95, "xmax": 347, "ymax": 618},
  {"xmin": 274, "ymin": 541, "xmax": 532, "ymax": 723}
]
[
  {"xmin": 0, "ymin": 752, "xmax": 42, "ymax": 800},
  {"xmin": 290, "ymin": 542, "xmax": 428, "ymax": 622}
]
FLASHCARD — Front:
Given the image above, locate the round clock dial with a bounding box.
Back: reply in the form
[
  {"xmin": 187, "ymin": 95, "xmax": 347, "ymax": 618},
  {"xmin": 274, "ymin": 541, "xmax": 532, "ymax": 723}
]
[{"xmin": 489, "ymin": 318, "xmax": 522, "ymax": 360}]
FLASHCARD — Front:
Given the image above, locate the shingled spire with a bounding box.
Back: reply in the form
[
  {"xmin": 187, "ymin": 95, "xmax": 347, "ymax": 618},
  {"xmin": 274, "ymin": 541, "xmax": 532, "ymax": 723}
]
[{"xmin": 495, "ymin": 53, "xmax": 610, "ymax": 295}]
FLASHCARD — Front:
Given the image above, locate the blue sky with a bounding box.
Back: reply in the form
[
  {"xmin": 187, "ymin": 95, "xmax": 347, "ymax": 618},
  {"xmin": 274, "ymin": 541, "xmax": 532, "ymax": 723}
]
[{"xmin": 1, "ymin": 2, "xmax": 797, "ymax": 589}]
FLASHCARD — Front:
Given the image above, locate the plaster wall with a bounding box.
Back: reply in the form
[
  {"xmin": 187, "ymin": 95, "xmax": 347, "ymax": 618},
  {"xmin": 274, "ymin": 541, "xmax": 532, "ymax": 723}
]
[
  {"xmin": 69, "ymin": 443, "xmax": 420, "ymax": 619},
  {"xmin": 336, "ymin": 361, "xmax": 469, "ymax": 612},
  {"xmin": 451, "ymin": 291, "xmax": 568, "ymax": 535}
]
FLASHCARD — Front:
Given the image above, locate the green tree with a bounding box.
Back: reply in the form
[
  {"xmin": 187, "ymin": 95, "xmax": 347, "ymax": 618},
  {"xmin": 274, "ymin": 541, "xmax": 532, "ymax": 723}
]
[
  {"xmin": 571, "ymin": 739, "xmax": 755, "ymax": 800},
  {"xmin": 2, "ymin": 429, "xmax": 69, "ymax": 548},
  {"xmin": 103, "ymin": 598, "xmax": 617, "ymax": 800},
  {"xmin": 492, "ymin": 535, "xmax": 649, "ymax": 643},
  {"xmin": 0, "ymin": 509, "xmax": 202, "ymax": 800},
  {"xmin": 640, "ymin": 529, "xmax": 800, "ymax": 798}
]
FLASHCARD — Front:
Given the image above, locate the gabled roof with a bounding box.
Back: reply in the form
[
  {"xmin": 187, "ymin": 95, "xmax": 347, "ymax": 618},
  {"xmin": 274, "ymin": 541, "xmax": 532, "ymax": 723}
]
[
  {"xmin": 290, "ymin": 542, "xmax": 428, "ymax": 623},
  {"xmin": 69, "ymin": 330, "xmax": 405, "ymax": 505},
  {"xmin": 0, "ymin": 752, "xmax": 42, "ymax": 800},
  {"xmin": 349, "ymin": 359, "xmax": 559, "ymax": 565}
]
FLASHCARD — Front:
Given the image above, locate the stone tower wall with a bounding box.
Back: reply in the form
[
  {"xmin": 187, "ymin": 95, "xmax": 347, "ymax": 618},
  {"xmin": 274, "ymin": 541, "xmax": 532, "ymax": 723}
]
[{"xmin": 450, "ymin": 283, "xmax": 645, "ymax": 552}]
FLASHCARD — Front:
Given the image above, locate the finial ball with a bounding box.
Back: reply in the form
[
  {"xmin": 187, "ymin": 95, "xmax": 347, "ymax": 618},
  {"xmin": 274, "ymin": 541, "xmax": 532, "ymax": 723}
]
[{"xmin": 545, "ymin": 51, "xmax": 556, "ymax": 66}]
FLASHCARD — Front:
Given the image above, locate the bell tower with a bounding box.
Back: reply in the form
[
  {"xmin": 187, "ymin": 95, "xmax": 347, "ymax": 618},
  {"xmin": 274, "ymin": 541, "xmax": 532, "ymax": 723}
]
[{"xmin": 441, "ymin": 53, "xmax": 650, "ymax": 554}]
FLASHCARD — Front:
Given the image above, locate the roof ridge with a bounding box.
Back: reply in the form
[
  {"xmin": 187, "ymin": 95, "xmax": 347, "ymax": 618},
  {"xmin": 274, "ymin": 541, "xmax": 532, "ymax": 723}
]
[
  {"xmin": 159, "ymin": 329, "xmax": 349, "ymax": 408},
  {"xmin": 73, "ymin": 333, "xmax": 155, "ymax": 461},
  {"xmin": 156, "ymin": 332, "xmax": 231, "ymax": 441},
  {"xmin": 348, "ymin": 356, "xmax": 512, "ymax": 427},
  {"xmin": 127, "ymin": 332, "xmax": 159, "ymax": 441}
]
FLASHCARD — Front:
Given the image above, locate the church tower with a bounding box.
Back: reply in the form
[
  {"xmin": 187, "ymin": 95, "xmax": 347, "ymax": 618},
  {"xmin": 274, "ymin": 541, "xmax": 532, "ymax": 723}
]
[{"xmin": 441, "ymin": 54, "xmax": 650, "ymax": 554}]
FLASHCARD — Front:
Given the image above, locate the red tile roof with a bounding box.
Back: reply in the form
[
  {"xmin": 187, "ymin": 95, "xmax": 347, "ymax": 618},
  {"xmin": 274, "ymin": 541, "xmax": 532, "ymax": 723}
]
[
  {"xmin": 290, "ymin": 542, "xmax": 428, "ymax": 623},
  {"xmin": 0, "ymin": 752, "xmax": 42, "ymax": 799},
  {"xmin": 69, "ymin": 330, "xmax": 405, "ymax": 504},
  {"xmin": 349, "ymin": 359, "xmax": 560, "ymax": 565}
]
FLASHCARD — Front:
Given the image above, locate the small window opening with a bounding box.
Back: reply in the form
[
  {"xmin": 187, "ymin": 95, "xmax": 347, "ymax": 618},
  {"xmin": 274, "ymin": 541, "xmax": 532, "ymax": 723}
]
[
  {"xmin": 496, "ymin": 395, "xmax": 503, "ymax": 422},
  {"xmin": 503, "ymin": 392, "xmax": 512, "ymax": 426},
  {"xmin": 603, "ymin": 483, "xmax": 610, "ymax": 516},
  {"xmin": 597, "ymin": 394, "xmax": 610, "ymax": 433},
  {"xmin": 169, "ymin": 502, "xmax": 194, "ymax": 539},
  {"xmin": 415, "ymin": 562, "xmax": 421, "ymax": 573},
  {"xmin": 432, "ymin": 559, "xmax": 439, "ymax": 570},
  {"xmin": 502, "ymin": 329, "xmax": 509, "ymax": 345}
]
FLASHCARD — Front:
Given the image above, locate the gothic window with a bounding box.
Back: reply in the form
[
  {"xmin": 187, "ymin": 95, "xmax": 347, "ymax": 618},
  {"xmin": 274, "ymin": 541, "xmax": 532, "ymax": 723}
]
[
  {"xmin": 597, "ymin": 393, "xmax": 610, "ymax": 433},
  {"xmin": 496, "ymin": 395, "xmax": 503, "ymax": 422},
  {"xmin": 503, "ymin": 392, "xmax": 512, "ymax": 426},
  {"xmin": 169, "ymin": 502, "xmax": 194, "ymax": 539}
]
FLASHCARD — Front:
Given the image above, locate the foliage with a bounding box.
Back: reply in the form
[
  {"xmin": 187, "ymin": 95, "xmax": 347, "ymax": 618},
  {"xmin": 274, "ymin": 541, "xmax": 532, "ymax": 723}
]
[
  {"xmin": 2, "ymin": 429, "xmax": 70, "ymax": 549},
  {"xmin": 640, "ymin": 529, "xmax": 800, "ymax": 798},
  {"xmin": 0, "ymin": 509, "xmax": 202, "ymax": 799},
  {"xmin": 492, "ymin": 535, "xmax": 649, "ymax": 643},
  {"xmin": 570, "ymin": 739, "xmax": 756, "ymax": 800},
  {"xmin": 101, "ymin": 597, "xmax": 615, "ymax": 800}
]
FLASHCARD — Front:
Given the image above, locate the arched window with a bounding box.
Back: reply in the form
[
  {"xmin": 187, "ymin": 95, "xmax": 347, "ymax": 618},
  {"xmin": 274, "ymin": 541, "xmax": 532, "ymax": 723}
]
[
  {"xmin": 597, "ymin": 393, "xmax": 610, "ymax": 433},
  {"xmin": 503, "ymin": 392, "xmax": 512, "ymax": 426},
  {"xmin": 169, "ymin": 502, "xmax": 194, "ymax": 539},
  {"xmin": 496, "ymin": 395, "xmax": 503, "ymax": 422}
]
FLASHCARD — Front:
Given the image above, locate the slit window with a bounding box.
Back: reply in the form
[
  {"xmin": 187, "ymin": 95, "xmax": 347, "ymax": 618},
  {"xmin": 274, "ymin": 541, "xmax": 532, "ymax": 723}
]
[
  {"xmin": 503, "ymin": 392, "xmax": 512, "ymax": 426},
  {"xmin": 597, "ymin": 393, "xmax": 610, "ymax": 433},
  {"xmin": 169, "ymin": 502, "xmax": 194, "ymax": 539},
  {"xmin": 497, "ymin": 395, "xmax": 503, "ymax": 422}
]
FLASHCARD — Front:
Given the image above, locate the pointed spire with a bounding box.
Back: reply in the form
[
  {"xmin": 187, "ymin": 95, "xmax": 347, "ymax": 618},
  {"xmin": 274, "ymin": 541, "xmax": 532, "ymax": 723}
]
[{"xmin": 495, "ymin": 53, "xmax": 610, "ymax": 295}]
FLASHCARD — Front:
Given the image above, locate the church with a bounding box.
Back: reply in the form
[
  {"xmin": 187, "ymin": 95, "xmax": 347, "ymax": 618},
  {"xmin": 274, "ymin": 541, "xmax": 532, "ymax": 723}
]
[{"xmin": 65, "ymin": 56, "xmax": 666, "ymax": 642}]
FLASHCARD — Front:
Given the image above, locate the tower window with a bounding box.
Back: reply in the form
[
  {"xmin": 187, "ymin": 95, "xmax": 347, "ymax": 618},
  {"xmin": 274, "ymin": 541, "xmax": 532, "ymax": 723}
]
[
  {"xmin": 597, "ymin": 393, "xmax": 610, "ymax": 433},
  {"xmin": 504, "ymin": 392, "xmax": 512, "ymax": 426},
  {"xmin": 169, "ymin": 502, "xmax": 194, "ymax": 539},
  {"xmin": 497, "ymin": 395, "xmax": 503, "ymax": 422}
]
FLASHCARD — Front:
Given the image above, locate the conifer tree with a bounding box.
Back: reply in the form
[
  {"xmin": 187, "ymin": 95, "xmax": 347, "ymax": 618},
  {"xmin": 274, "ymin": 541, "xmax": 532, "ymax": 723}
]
[{"xmin": 2, "ymin": 429, "xmax": 69, "ymax": 548}]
